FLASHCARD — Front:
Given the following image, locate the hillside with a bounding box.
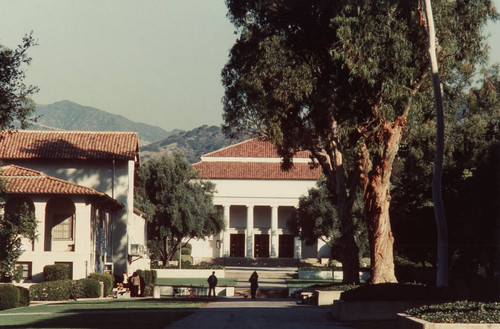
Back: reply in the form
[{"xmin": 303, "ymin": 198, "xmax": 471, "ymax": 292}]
[
  {"xmin": 140, "ymin": 125, "xmax": 238, "ymax": 163},
  {"xmin": 32, "ymin": 100, "xmax": 178, "ymax": 145}
]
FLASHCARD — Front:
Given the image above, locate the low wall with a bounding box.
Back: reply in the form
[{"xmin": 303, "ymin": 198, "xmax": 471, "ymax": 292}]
[
  {"xmin": 332, "ymin": 300, "xmax": 431, "ymax": 321},
  {"xmin": 155, "ymin": 269, "xmax": 225, "ymax": 278},
  {"xmin": 153, "ymin": 285, "xmax": 234, "ymax": 298},
  {"xmin": 397, "ymin": 313, "xmax": 500, "ymax": 329},
  {"xmin": 298, "ymin": 270, "xmax": 370, "ymax": 281}
]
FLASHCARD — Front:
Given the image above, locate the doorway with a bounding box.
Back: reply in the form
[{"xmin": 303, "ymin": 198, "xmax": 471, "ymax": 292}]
[
  {"xmin": 279, "ymin": 234, "xmax": 294, "ymax": 258},
  {"xmin": 230, "ymin": 234, "xmax": 245, "ymax": 257},
  {"xmin": 254, "ymin": 234, "xmax": 270, "ymax": 258}
]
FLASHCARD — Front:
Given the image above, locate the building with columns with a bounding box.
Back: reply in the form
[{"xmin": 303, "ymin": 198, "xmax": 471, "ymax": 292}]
[{"xmin": 191, "ymin": 139, "xmax": 328, "ymax": 261}]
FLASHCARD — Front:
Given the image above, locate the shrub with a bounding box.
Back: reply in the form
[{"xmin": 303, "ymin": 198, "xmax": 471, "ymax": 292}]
[
  {"xmin": 151, "ymin": 263, "xmax": 225, "ymax": 270},
  {"xmin": 30, "ymin": 280, "xmax": 73, "ymax": 301},
  {"xmin": 72, "ymin": 278, "xmax": 101, "ymax": 298},
  {"xmin": 298, "ymin": 266, "xmax": 331, "ymax": 272},
  {"xmin": 16, "ymin": 286, "xmax": 30, "ymax": 307},
  {"xmin": 44, "ymin": 264, "xmax": 69, "ymax": 281},
  {"xmin": 406, "ymin": 301, "xmax": 500, "ymax": 323},
  {"xmin": 340, "ymin": 283, "xmax": 456, "ymax": 302},
  {"xmin": 0, "ymin": 284, "xmax": 20, "ymax": 310},
  {"xmin": 89, "ymin": 273, "xmax": 114, "ymax": 297},
  {"xmin": 136, "ymin": 270, "xmax": 157, "ymax": 297}
]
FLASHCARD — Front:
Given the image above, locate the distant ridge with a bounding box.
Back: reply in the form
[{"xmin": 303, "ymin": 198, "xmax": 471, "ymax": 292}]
[{"xmin": 32, "ymin": 100, "xmax": 179, "ymax": 145}]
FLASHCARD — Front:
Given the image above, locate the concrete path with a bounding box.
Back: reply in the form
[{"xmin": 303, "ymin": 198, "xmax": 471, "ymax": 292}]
[{"xmin": 163, "ymin": 298, "xmax": 395, "ymax": 329}]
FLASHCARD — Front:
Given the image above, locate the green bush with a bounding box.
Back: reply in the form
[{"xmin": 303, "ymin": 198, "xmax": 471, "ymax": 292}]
[
  {"xmin": 89, "ymin": 273, "xmax": 114, "ymax": 297},
  {"xmin": 16, "ymin": 286, "xmax": 30, "ymax": 307},
  {"xmin": 72, "ymin": 278, "xmax": 101, "ymax": 298},
  {"xmin": 0, "ymin": 284, "xmax": 20, "ymax": 310},
  {"xmin": 151, "ymin": 263, "xmax": 225, "ymax": 270},
  {"xmin": 340, "ymin": 283, "xmax": 456, "ymax": 302},
  {"xmin": 406, "ymin": 301, "xmax": 500, "ymax": 323},
  {"xmin": 298, "ymin": 266, "xmax": 331, "ymax": 272},
  {"xmin": 136, "ymin": 270, "xmax": 157, "ymax": 297},
  {"xmin": 30, "ymin": 280, "xmax": 73, "ymax": 301},
  {"xmin": 44, "ymin": 264, "xmax": 69, "ymax": 281}
]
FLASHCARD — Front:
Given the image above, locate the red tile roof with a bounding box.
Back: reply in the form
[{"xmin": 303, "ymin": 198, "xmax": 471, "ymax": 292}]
[
  {"xmin": 1, "ymin": 165, "xmax": 122, "ymax": 207},
  {"xmin": 0, "ymin": 130, "xmax": 139, "ymax": 161},
  {"xmin": 192, "ymin": 161, "xmax": 322, "ymax": 180},
  {"xmin": 203, "ymin": 139, "xmax": 311, "ymax": 159}
]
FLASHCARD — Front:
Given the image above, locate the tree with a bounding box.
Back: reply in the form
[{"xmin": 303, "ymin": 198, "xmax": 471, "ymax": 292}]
[
  {"xmin": 289, "ymin": 179, "xmax": 368, "ymax": 263},
  {"xmin": 135, "ymin": 154, "xmax": 224, "ymax": 266},
  {"xmin": 223, "ymin": 0, "xmax": 495, "ymax": 283},
  {"xmin": 0, "ymin": 34, "xmax": 38, "ymax": 282},
  {"xmin": 0, "ymin": 200, "xmax": 37, "ymax": 282},
  {"xmin": 0, "ymin": 32, "xmax": 38, "ymax": 129}
]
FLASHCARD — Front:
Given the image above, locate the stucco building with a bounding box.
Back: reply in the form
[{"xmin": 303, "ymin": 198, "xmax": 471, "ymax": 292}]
[
  {"xmin": 191, "ymin": 139, "xmax": 328, "ymax": 262},
  {"xmin": 0, "ymin": 130, "xmax": 148, "ymax": 282}
]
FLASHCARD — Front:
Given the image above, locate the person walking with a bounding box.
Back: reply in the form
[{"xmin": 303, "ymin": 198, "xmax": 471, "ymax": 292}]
[
  {"xmin": 249, "ymin": 271, "xmax": 259, "ymax": 299},
  {"xmin": 207, "ymin": 271, "xmax": 218, "ymax": 298}
]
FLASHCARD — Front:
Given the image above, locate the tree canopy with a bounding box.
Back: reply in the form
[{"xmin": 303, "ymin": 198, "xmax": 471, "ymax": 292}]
[
  {"xmin": 0, "ymin": 32, "xmax": 38, "ymax": 129},
  {"xmin": 135, "ymin": 154, "xmax": 224, "ymax": 265},
  {"xmin": 222, "ymin": 0, "xmax": 496, "ymax": 283}
]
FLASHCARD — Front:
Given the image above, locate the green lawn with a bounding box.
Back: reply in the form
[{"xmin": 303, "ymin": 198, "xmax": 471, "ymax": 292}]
[
  {"xmin": 155, "ymin": 277, "xmax": 237, "ymax": 287},
  {"xmin": 0, "ymin": 298, "xmax": 204, "ymax": 329}
]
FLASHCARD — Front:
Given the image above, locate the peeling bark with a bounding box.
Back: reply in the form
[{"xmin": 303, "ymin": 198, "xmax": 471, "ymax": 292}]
[{"xmin": 361, "ymin": 118, "xmax": 406, "ymax": 284}]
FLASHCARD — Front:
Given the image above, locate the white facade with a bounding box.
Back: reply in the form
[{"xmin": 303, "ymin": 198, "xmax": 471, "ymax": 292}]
[{"xmin": 191, "ymin": 139, "xmax": 328, "ymax": 261}]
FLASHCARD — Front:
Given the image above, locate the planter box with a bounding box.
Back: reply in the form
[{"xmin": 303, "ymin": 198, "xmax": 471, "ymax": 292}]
[
  {"xmin": 397, "ymin": 313, "xmax": 500, "ymax": 329},
  {"xmin": 315, "ymin": 290, "xmax": 342, "ymax": 306},
  {"xmin": 153, "ymin": 285, "xmax": 234, "ymax": 298},
  {"xmin": 298, "ymin": 270, "xmax": 370, "ymax": 281},
  {"xmin": 332, "ymin": 300, "xmax": 431, "ymax": 321},
  {"xmin": 155, "ymin": 269, "xmax": 225, "ymax": 278}
]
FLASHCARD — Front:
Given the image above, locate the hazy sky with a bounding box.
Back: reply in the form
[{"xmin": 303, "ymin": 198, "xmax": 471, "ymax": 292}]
[{"xmin": 1, "ymin": 0, "xmax": 499, "ymax": 131}]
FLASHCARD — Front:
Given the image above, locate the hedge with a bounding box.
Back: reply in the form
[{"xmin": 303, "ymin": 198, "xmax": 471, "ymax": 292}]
[
  {"xmin": 406, "ymin": 301, "xmax": 500, "ymax": 323},
  {"xmin": 89, "ymin": 273, "xmax": 114, "ymax": 297},
  {"xmin": 16, "ymin": 286, "xmax": 30, "ymax": 307},
  {"xmin": 30, "ymin": 279, "xmax": 102, "ymax": 301},
  {"xmin": 44, "ymin": 264, "xmax": 70, "ymax": 281},
  {"xmin": 151, "ymin": 264, "xmax": 225, "ymax": 270},
  {"xmin": 0, "ymin": 284, "xmax": 20, "ymax": 310},
  {"xmin": 340, "ymin": 283, "xmax": 456, "ymax": 302},
  {"xmin": 136, "ymin": 270, "xmax": 157, "ymax": 297}
]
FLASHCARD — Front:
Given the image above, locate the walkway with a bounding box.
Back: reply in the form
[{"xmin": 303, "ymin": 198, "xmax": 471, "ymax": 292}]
[{"xmin": 163, "ymin": 299, "xmax": 397, "ymax": 329}]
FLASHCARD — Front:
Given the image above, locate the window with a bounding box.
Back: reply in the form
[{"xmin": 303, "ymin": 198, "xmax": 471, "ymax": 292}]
[
  {"xmin": 16, "ymin": 262, "xmax": 32, "ymax": 281},
  {"xmin": 52, "ymin": 214, "xmax": 74, "ymax": 240}
]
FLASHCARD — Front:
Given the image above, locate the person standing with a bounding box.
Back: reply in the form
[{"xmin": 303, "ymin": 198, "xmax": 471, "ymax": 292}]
[
  {"xmin": 249, "ymin": 271, "xmax": 259, "ymax": 299},
  {"xmin": 130, "ymin": 272, "xmax": 141, "ymax": 297},
  {"xmin": 207, "ymin": 271, "xmax": 218, "ymax": 298}
]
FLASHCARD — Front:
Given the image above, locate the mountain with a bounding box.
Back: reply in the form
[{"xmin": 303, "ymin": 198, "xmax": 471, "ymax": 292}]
[
  {"xmin": 32, "ymin": 100, "xmax": 179, "ymax": 145},
  {"xmin": 140, "ymin": 125, "xmax": 238, "ymax": 163}
]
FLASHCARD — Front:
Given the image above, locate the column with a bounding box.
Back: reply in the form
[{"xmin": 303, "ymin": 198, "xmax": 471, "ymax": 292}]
[
  {"xmin": 294, "ymin": 236, "xmax": 302, "ymax": 259},
  {"xmin": 270, "ymin": 206, "xmax": 278, "ymax": 258},
  {"xmin": 222, "ymin": 205, "xmax": 230, "ymax": 257},
  {"xmin": 246, "ymin": 205, "xmax": 254, "ymax": 258}
]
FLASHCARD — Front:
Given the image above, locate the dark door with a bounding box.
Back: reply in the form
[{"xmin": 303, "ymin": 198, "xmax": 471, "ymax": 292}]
[
  {"xmin": 254, "ymin": 234, "xmax": 270, "ymax": 258},
  {"xmin": 230, "ymin": 234, "xmax": 245, "ymax": 257},
  {"xmin": 279, "ymin": 234, "xmax": 294, "ymax": 258}
]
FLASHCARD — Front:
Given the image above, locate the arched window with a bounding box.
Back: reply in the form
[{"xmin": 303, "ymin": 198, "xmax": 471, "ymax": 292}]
[{"xmin": 45, "ymin": 197, "xmax": 76, "ymax": 252}]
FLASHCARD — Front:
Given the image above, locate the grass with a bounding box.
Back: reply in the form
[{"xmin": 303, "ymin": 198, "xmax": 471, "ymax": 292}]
[
  {"xmin": 155, "ymin": 278, "xmax": 237, "ymax": 287},
  {"xmin": 0, "ymin": 298, "xmax": 204, "ymax": 328}
]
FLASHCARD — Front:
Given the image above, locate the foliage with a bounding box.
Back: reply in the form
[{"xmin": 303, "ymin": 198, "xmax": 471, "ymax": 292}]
[
  {"xmin": 16, "ymin": 285, "xmax": 29, "ymax": 307},
  {"xmin": 0, "ymin": 32, "xmax": 38, "ymax": 129},
  {"xmin": 406, "ymin": 301, "xmax": 500, "ymax": 324},
  {"xmin": 29, "ymin": 280, "xmax": 73, "ymax": 301},
  {"xmin": 89, "ymin": 273, "xmax": 114, "ymax": 297},
  {"xmin": 136, "ymin": 269, "xmax": 157, "ymax": 297},
  {"xmin": 290, "ymin": 179, "xmax": 368, "ymax": 259},
  {"xmin": 0, "ymin": 201, "xmax": 37, "ymax": 282},
  {"xmin": 136, "ymin": 153, "xmax": 224, "ymax": 266},
  {"xmin": 43, "ymin": 264, "xmax": 70, "ymax": 281},
  {"xmin": 340, "ymin": 283, "xmax": 455, "ymax": 302},
  {"xmin": 223, "ymin": 0, "xmax": 497, "ymax": 284},
  {"xmin": 72, "ymin": 278, "xmax": 101, "ymax": 298},
  {"xmin": 0, "ymin": 284, "xmax": 20, "ymax": 310}
]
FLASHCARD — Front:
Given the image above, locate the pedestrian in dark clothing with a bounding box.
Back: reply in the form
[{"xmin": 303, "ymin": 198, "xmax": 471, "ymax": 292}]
[
  {"xmin": 130, "ymin": 272, "xmax": 141, "ymax": 297},
  {"xmin": 249, "ymin": 271, "xmax": 258, "ymax": 299},
  {"xmin": 207, "ymin": 271, "xmax": 218, "ymax": 298}
]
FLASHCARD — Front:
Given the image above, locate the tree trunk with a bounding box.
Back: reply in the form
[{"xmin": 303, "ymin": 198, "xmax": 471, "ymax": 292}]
[
  {"xmin": 332, "ymin": 148, "xmax": 360, "ymax": 284},
  {"xmin": 362, "ymin": 120, "xmax": 404, "ymax": 284},
  {"xmin": 423, "ymin": 0, "xmax": 449, "ymax": 287}
]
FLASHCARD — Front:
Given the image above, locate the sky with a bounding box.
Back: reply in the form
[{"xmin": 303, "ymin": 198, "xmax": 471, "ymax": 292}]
[{"xmin": 0, "ymin": 0, "xmax": 499, "ymax": 132}]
